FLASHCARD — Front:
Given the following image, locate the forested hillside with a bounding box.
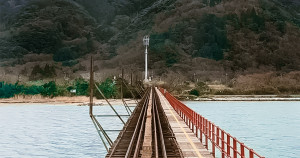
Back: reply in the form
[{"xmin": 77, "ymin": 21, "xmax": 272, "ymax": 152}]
[{"xmin": 0, "ymin": 0, "xmax": 300, "ymax": 94}]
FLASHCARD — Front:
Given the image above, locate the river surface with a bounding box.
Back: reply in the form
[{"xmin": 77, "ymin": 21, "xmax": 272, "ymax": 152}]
[
  {"xmin": 184, "ymin": 101, "xmax": 300, "ymax": 158},
  {"xmin": 0, "ymin": 104, "xmax": 132, "ymax": 158},
  {"xmin": 0, "ymin": 102, "xmax": 299, "ymax": 158}
]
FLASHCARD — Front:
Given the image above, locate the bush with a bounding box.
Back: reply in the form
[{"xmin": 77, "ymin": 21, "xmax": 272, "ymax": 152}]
[
  {"xmin": 23, "ymin": 85, "xmax": 43, "ymax": 95},
  {"xmin": 75, "ymin": 78, "xmax": 89, "ymax": 96},
  {"xmin": 41, "ymin": 81, "xmax": 58, "ymax": 98},
  {"xmin": 0, "ymin": 82, "xmax": 17, "ymax": 98},
  {"xmin": 0, "ymin": 82, "xmax": 44, "ymax": 98},
  {"xmin": 95, "ymin": 78, "xmax": 117, "ymax": 99},
  {"xmin": 57, "ymin": 86, "xmax": 68, "ymax": 96},
  {"xmin": 189, "ymin": 89, "xmax": 200, "ymax": 96}
]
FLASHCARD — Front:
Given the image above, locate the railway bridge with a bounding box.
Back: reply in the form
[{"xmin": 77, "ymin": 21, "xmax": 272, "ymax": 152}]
[
  {"xmin": 88, "ymin": 57, "xmax": 264, "ymax": 158},
  {"xmin": 89, "ymin": 86, "xmax": 264, "ymax": 158}
]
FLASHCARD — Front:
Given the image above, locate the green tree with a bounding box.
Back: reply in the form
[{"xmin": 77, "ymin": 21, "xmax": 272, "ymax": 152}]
[
  {"xmin": 41, "ymin": 81, "xmax": 57, "ymax": 98},
  {"xmin": 240, "ymin": 8, "xmax": 265, "ymax": 32},
  {"xmin": 23, "ymin": 85, "xmax": 43, "ymax": 95},
  {"xmin": 189, "ymin": 89, "xmax": 200, "ymax": 96},
  {"xmin": 150, "ymin": 33, "xmax": 179, "ymax": 67},
  {"xmin": 75, "ymin": 78, "xmax": 89, "ymax": 96},
  {"xmin": 193, "ymin": 14, "xmax": 230, "ymax": 60},
  {"xmin": 96, "ymin": 78, "xmax": 117, "ymax": 98},
  {"xmin": 0, "ymin": 82, "xmax": 17, "ymax": 98}
]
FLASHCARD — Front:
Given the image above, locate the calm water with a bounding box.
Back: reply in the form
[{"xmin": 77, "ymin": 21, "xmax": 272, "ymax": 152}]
[
  {"xmin": 0, "ymin": 104, "xmax": 133, "ymax": 158},
  {"xmin": 0, "ymin": 102, "xmax": 299, "ymax": 158},
  {"xmin": 184, "ymin": 101, "xmax": 300, "ymax": 158}
]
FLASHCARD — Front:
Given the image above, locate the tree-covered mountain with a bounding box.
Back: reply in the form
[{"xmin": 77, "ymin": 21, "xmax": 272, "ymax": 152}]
[{"xmin": 0, "ymin": 0, "xmax": 300, "ymax": 86}]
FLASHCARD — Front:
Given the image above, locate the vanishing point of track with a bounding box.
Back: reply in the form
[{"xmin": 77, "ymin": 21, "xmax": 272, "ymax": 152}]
[{"xmin": 106, "ymin": 88, "xmax": 183, "ymax": 158}]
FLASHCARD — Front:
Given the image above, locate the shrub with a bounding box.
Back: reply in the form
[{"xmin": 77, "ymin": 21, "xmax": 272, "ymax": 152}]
[
  {"xmin": 95, "ymin": 78, "xmax": 117, "ymax": 99},
  {"xmin": 0, "ymin": 82, "xmax": 17, "ymax": 98},
  {"xmin": 189, "ymin": 89, "xmax": 200, "ymax": 96},
  {"xmin": 75, "ymin": 78, "xmax": 89, "ymax": 96},
  {"xmin": 41, "ymin": 81, "xmax": 58, "ymax": 98},
  {"xmin": 22, "ymin": 85, "xmax": 43, "ymax": 95}
]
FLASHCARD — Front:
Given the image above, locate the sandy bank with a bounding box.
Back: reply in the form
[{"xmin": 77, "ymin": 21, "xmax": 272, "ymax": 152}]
[
  {"xmin": 0, "ymin": 95, "xmax": 138, "ymax": 105},
  {"xmin": 191, "ymin": 95, "xmax": 300, "ymax": 101}
]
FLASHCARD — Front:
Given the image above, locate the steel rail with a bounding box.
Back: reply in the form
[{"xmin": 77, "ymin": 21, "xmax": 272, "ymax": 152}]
[
  {"xmin": 107, "ymin": 88, "xmax": 150, "ymax": 158},
  {"xmin": 124, "ymin": 89, "xmax": 150, "ymax": 158},
  {"xmin": 152, "ymin": 90, "xmax": 159, "ymax": 158},
  {"xmin": 153, "ymin": 88, "xmax": 167, "ymax": 158},
  {"xmin": 131, "ymin": 89, "xmax": 151, "ymax": 158},
  {"xmin": 106, "ymin": 88, "xmax": 183, "ymax": 158}
]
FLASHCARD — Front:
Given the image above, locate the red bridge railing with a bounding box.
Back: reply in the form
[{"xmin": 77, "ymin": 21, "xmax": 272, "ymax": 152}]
[{"xmin": 159, "ymin": 88, "xmax": 264, "ymax": 158}]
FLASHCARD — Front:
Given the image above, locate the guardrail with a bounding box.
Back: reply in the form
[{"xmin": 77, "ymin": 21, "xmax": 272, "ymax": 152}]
[{"xmin": 159, "ymin": 88, "xmax": 264, "ymax": 158}]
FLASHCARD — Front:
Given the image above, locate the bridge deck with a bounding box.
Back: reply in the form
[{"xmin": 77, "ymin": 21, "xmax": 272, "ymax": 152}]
[{"xmin": 156, "ymin": 88, "xmax": 213, "ymax": 158}]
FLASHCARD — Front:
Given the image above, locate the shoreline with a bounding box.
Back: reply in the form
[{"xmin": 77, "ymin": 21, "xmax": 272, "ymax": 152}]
[
  {"xmin": 0, "ymin": 96, "xmax": 138, "ymax": 105},
  {"xmin": 179, "ymin": 95, "xmax": 300, "ymax": 101},
  {"xmin": 192, "ymin": 98, "xmax": 300, "ymax": 101},
  {"xmin": 1, "ymin": 95, "xmax": 300, "ymax": 105}
]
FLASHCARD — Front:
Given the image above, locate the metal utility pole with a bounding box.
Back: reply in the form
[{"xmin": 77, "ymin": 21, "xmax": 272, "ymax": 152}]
[
  {"xmin": 143, "ymin": 35, "xmax": 149, "ymax": 82},
  {"xmin": 89, "ymin": 56, "xmax": 94, "ymax": 116},
  {"xmin": 121, "ymin": 68, "xmax": 124, "ymax": 100}
]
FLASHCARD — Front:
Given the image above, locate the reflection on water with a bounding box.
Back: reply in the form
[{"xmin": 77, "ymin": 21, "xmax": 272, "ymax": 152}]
[
  {"xmin": 185, "ymin": 101, "xmax": 300, "ymax": 158},
  {"xmin": 0, "ymin": 104, "xmax": 132, "ymax": 158}
]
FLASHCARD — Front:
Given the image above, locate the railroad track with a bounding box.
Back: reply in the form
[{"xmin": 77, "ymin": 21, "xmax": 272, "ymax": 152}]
[{"xmin": 106, "ymin": 87, "xmax": 183, "ymax": 158}]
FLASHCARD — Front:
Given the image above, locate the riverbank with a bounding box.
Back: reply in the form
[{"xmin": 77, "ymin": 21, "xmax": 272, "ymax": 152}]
[
  {"xmin": 179, "ymin": 95, "xmax": 300, "ymax": 101},
  {"xmin": 2, "ymin": 95, "xmax": 300, "ymax": 105},
  {"xmin": 0, "ymin": 95, "xmax": 137, "ymax": 105}
]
